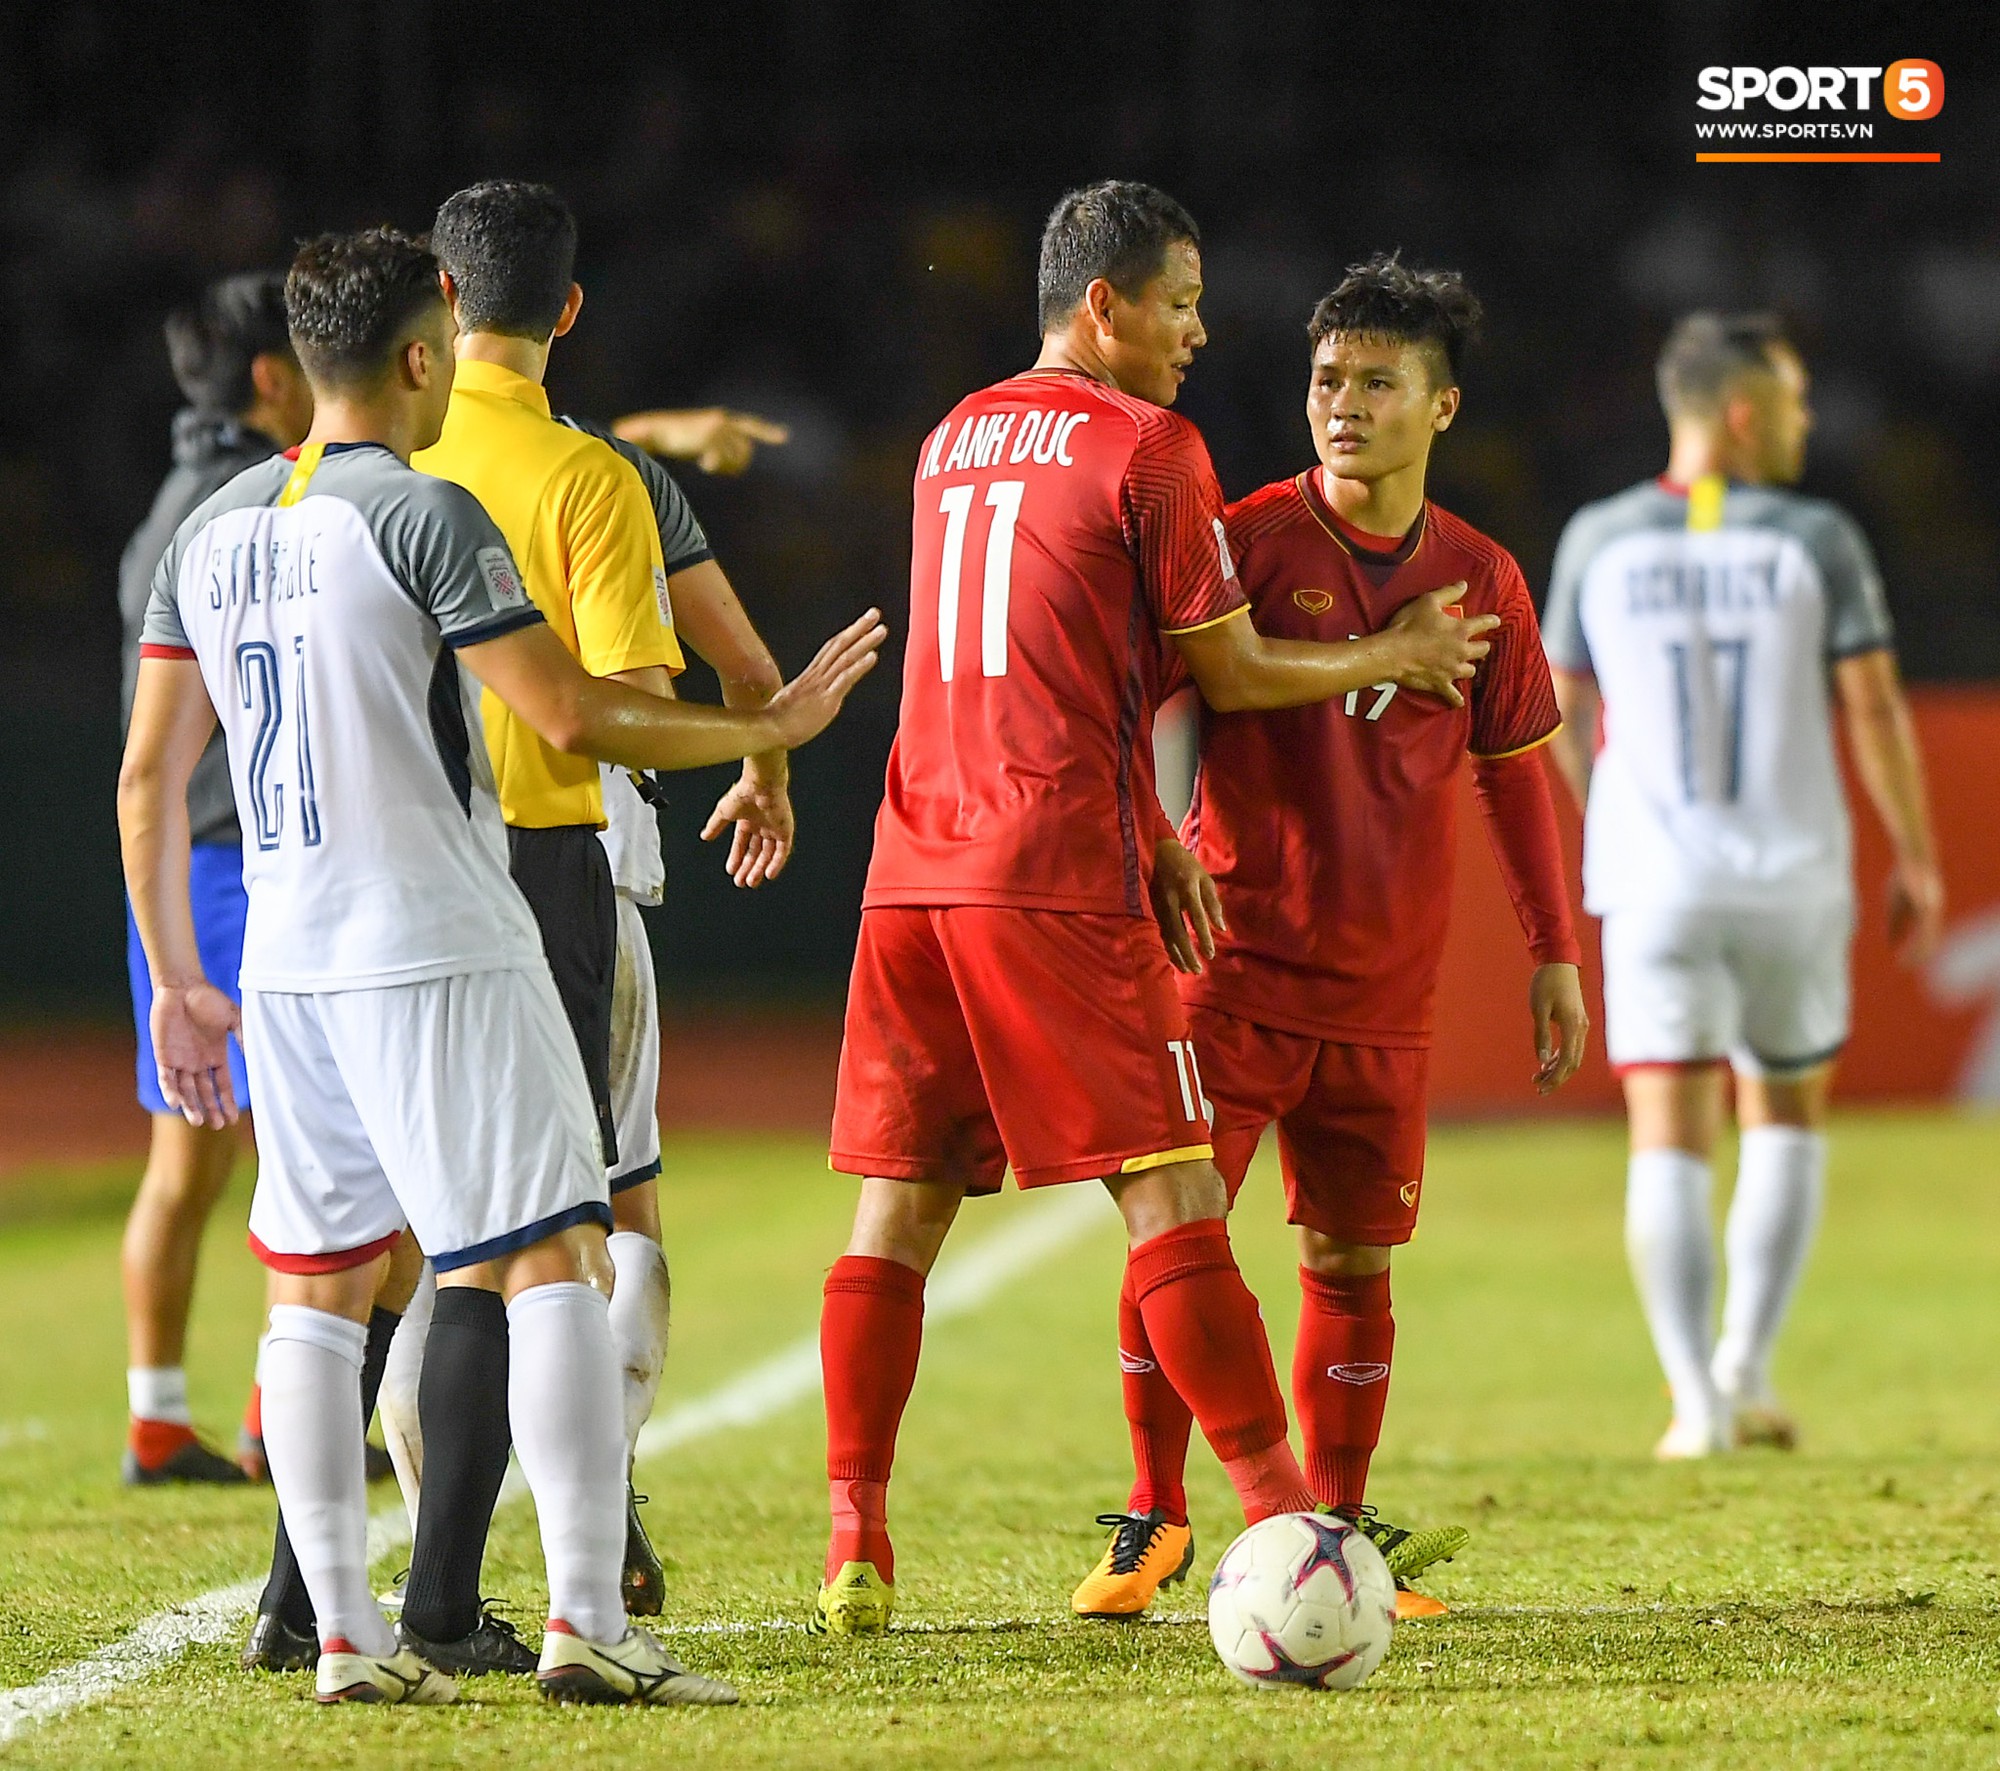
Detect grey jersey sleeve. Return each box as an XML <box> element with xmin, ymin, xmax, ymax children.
<box><xmin>561</xmin><ymin>416</ymin><xmax>714</xmax><ymax>573</ymax></box>
<box><xmin>1540</xmin><ymin>506</ymin><xmax>1601</xmax><ymax>674</ymax></box>
<box><xmin>140</xmin><ymin>546</ymin><xmax>193</xmax><ymax>652</ymax></box>
<box><xmin>137</xmin><ymin>453</ymin><xmax>296</xmax><ymax>658</ymax></box>
<box><xmin>1798</xmin><ymin>501</ymin><xmax>1894</xmax><ymax>658</ymax></box>
<box><xmin>374</xmin><ymin>476</ymin><xmax>548</xmax><ymax>649</ymax></box>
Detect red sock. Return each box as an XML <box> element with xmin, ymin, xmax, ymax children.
<box><xmin>241</xmin><ymin>1383</ymin><xmax>263</xmax><ymax>1442</ymax></box>
<box><xmin>1127</xmin><ymin>1220</ymin><xmax>1313</xmax><ymax>1522</ymax></box>
<box><xmin>1119</xmin><ymin>1262</ymin><xmax>1192</xmax><ymax>1526</ymax></box>
<box><xmin>1293</xmin><ymin>1267</ymin><xmax>1395</xmax><ymax>1511</ymax></box>
<box><xmin>820</xmin><ymin>1254</ymin><xmax>926</xmax><ymax>1583</ymax></box>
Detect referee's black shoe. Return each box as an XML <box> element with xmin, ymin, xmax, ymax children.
<box><xmin>242</xmin><ymin>1610</ymin><xmax>319</xmax><ymax>1673</ymax></box>
<box><xmin>397</xmin><ymin>1606</ymin><xmax>538</xmax><ymax>1677</ymax></box>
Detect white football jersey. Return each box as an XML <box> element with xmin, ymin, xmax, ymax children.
<box><xmin>1542</xmin><ymin>477</ymin><xmax>1894</xmax><ymax>915</ymax></box>
<box><xmin>142</xmin><ymin>441</ymin><xmax>551</xmax><ymax>991</ymax></box>
<box><xmin>598</xmin><ymin>764</ymin><xmax>666</xmax><ymax>904</ymax></box>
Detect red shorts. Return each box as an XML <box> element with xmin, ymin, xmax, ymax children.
<box><xmin>831</xmin><ymin>907</ymin><xmax>1213</xmax><ymax>1191</ymax></box>
<box><xmin>1190</xmin><ymin>1004</ymin><xmax>1429</xmax><ymax>1245</ymax></box>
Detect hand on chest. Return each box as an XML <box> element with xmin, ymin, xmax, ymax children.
<box><xmin>1257</xmin><ymin>560</ymin><xmax>1473</xmax><ymax>739</ymax></box>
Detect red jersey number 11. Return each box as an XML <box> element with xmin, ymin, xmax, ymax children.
<box><xmin>935</xmin><ymin>481</ymin><xmax>1025</xmax><ymax>681</ymax></box>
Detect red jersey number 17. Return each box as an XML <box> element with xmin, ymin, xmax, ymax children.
<box><xmin>935</xmin><ymin>481</ymin><xmax>1025</xmax><ymax>681</ymax></box>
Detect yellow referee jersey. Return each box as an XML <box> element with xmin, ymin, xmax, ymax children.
<box><xmin>413</xmin><ymin>358</ymin><xmax>683</xmax><ymax>828</ymax></box>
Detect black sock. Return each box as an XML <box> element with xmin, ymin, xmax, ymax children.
<box><xmin>260</xmin><ymin>1304</ymin><xmax>401</xmax><ymax>1634</ymax></box>
<box><xmin>400</xmin><ymin>1285</ymin><xmax>512</xmax><ymax>1644</ymax></box>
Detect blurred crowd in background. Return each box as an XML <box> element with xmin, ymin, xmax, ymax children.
<box><xmin>2</xmin><ymin>0</ymin><xmax>1993</xmax><ymax>1009</ymax></box>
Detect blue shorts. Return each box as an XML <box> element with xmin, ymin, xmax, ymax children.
<box><xmin>127</xmin><ymin>842</ymin><xmax>251</xmax><ymax>1116</ymax></box>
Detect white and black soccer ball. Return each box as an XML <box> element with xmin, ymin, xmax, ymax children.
<box><xmin>1206</xmin><ymin>1512</ymin><xmax>1397</xmax><ymax>1691</ymax></box>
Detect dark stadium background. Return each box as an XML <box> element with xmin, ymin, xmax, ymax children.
<box><xmin>0</xmin><ymin>1</ymin><xmax>1991</xmax><ymax>1013</ymax></box>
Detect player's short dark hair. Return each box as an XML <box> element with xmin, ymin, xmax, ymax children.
<box><xmin>284</xmin><ymin>228</ymin><xmax>444</xmax><ymax>388</ymax></box>
<box><xmin>430</xmin><ymin>180</ymin><xmax>578</xmax><ymax>339</ymax></box>
<box><xmin>1036</xmin><ymin>180</ymin><xmax>1200</xmax><ymax>334</ymax></box>
<box><xmin>1306</xmin><ymin>252</ymin><xmax>1483</xmax><ymax>388</ymax></box>
<box><xmin>162</xmin><ymin>272</ymin><xmax>294</xmax><ymax>414</ymax></box>
<box><xmin>1656</xmin><ymin>311</ymin><xmax>1790</xmax><ymax>418</ymax></box>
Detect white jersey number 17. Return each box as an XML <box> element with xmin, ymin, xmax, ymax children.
<box><xmin>1666</xmin><ymin>636</ymin><xmax>1749</xmax><ymax>804</ymax></box>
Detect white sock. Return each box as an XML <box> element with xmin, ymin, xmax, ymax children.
<box><xmin>258</xmin><ymin>1305</ymin><xmax>394</xmax><ymax>1657</ymax></box>
<box><xmin>606</xmin><ymin>1231</ymin><xmax>672</xmax><ymax>1461</ymax></box>
<box><xmin>127</xmin><ymin>1366</ymin><xmax>191</xmax><ymax>1426</ymax></box>
<box><xmin>506</xmin><ymin>1281</ymin><xmax>627</xmax><ymax>1643</ymax></box>
<box><xmin>1626</xmin><ymin>1148</ymin><xmax>1723</xmax><ymax>1432</ymax></box>
<box><xmin>1714</xmin><ymin>1126</ymin><xmax>1826</xmax><ymax>1404</ymax></box>
<box><xmin>378</xmin><ymin>1263</ymin><xmax>434</xmax><ymax>1537</ymax></box>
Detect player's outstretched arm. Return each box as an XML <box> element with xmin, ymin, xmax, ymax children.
<box><xmin>611</xmin><ymin>408</ymin><xmax>791</xmax><ymax>476</ymax></box>
<box><xmin>457</xmin><ymin>610</ymin><xmax>886</xmax><ymax>774</ymax></box>
<box><xmin>1172</xmin><ymin>585</ymin><xmax>1497</xmax><ymax>714</ymax></box>
<box><xmin>117</xmin><ymin>656</ymin><xmax>242</xmax><ymax>1129</ymax></box>
<box><xmin>1835</xmin><ymin>648</ymin><xmax>1945</xmax><ymax>963</ymax></box>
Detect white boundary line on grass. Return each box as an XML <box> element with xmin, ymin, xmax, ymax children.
<box><xmin>0</xmin><ymin>1186</ymin><xmax>1112</xmax><ymax>1749</ymax></box>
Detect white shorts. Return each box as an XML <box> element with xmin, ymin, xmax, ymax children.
<box><xmin>608</xmin><ymin>894</ymin><xmax>662</xmax><ymax>1193</ymax></box>
<box><xmin>243</xmin><ymin>966</ymin><xmax>611</xmax><ymax>1274</ymax></box>
<box><xmin>1600</xmin><ymin>900</ymin><xmax>1852</xmax><ymax>1077</ymax></box>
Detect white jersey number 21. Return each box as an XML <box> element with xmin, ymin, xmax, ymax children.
<box><xmin>236</xmin><ymin>638</ymin><xmax>322</xmax><ymax>851</ymax></box>
<box><xmin>936</xmin><ymin>481</ymin><xmax>1024</xmax><ymax>681</ymax></box>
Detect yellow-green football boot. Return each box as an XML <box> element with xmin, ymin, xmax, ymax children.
<box><xmin>1325</xmin><ymin>1504</ymin><xmax>1469</xmax><ymax>1619</ymax></box>
<box><xmin>810</xmin><ymin>1561</ymin><xmax>894</xmax><ymax>1637</ymax></box>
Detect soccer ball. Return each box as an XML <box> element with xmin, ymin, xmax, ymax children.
<box><xmin>1206</xmin><ymin>1512</ymin><xmax>1397</xmax><ymax>1691</ymax></box>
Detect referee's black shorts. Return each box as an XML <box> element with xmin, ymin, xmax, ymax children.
<box><xmin>507</xmin><ymin>822</ymin><xmax>619</xmax><ymax>1169</ymax></box>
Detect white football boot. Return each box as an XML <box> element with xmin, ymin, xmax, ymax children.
<box><xmin>536</xmin><ymin>1620</ymin><xmax>739</xmax><ymax>1706</ymax></box>
<box><xmin>1654</xmin><ymin>1416</ymin><xmax>1732</xmax><ymax>1460</ymax></box>
<box><xmin>314</xmin><ymin>1637</ymin><xmax>458</xmax><ymax>1705</ymax></box>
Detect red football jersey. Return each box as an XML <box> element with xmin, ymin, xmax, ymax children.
<box><xmin>1181</xmin><ymin>470</ymin><xmax>1561</xmax><ymax>1046</ymax></box>
<box><xmin>864</xmin><ymin>370</ymin><xmax>1247</xmax><ymax>916</ymax></box>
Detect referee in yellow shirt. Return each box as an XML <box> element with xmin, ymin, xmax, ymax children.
<box><xmin>395</xmin><ymin>182</ymin><xmax>696</xmax><ymax>1678</ymax></box>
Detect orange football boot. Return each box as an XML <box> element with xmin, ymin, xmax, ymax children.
<box><xmin>1071</xmin><ymin>1510</ymin><xmax>1195</xmax><ymax>1619</ymax></box>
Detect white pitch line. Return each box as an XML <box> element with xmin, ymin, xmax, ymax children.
<box><xmin>639</xmin><ymin>1182</ymin><xmax>1111</xmax><ymax>1463</ymax></box>
<box><xmin>0</xmin><ymin>1579</ymin><xmax>263</xmax><ymax>1745</ymax></box>
<box><xmin>0</xmin><ymin>1186</ymin><xmax>1113</xmax><ymax>1748</ymax></box>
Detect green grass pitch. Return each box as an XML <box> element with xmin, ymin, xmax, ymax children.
<box><xmin>2</xmin><ymin>1112</ymin><xmax>1997</xmax><ymax>1767</ymax></box>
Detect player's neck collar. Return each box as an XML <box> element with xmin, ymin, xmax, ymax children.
<box><xmin>1298</xmin><ymin>469</ymin><xmax>1426</xmax><ymax>566</ymax></box>
<box><xmin>1658</xmin><ymin>473</ymin><xmax>1752</xmax><ymax>496</ymax></box>
<box><xmin>279</xmin><ymin>440</ymin><xmax>393</xmax><ymax>462</ymax></box>
<box><xmin>452</xmin><ymin>356</ymin><xmax>552</xmax><ymax>414</ymax></box>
